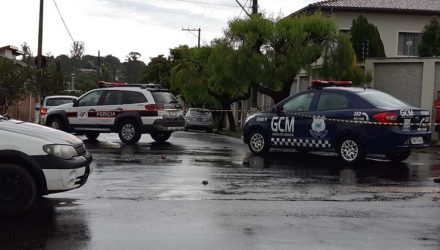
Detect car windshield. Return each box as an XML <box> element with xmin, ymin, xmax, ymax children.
<box><xmin>359</xmin><ymin>91</ymin><xmax>410</xmax><ymax>108</ymax></box>
<box><xmin>45</xmin><ymin>98</ymin><xmax>75</xmax><ymax>106</ymax></box>
<box><xmin>151</xmin><ymin>91</ymin><xmax>178</xmax><ymax>104</ymax></box>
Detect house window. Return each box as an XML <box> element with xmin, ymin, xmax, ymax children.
<box><xmin>397</xmin><ymin>32</ymin><xmax>422</xmax><ymax>56</ymax></box>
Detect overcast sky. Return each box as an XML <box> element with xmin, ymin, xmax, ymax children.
<box><xmin>1</xmin><ymin>0</ymin><xmax>319</xmax><ymax>63</ymax></box>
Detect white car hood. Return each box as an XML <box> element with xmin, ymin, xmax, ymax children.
<box><xmin>0</xmin><ymin>119</ymin><xmax>82</xmax><ymax>145</ymax></box>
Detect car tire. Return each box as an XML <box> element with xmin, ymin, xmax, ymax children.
<box><xmin>85</xmin><ymin>132</ymin><xmax>100</xmax><ymax>141</ymax></box>
<box><xmin>118</xmin><ymin>120</ymin><xmax>141</xmax><ymax>145</ymax></box>
<box><xmin>48</xmin><ymin>117</ymin><xmax>65</xmax><ymax>131</ymax></box>
<box><xmin>0</xmin><ymin>164</ymin><xmax>37</xmax><ymax>214</ymax></box>
<box><xmin>150</xmin><ymin>132</ymin><xmax>172</xmax><ymax>143</ymax></box>
<box><xmin>248</xmin><ymin>130</ymin><xmax>270</xmax><ymax>155</ymax></box>
<box><xmin>385</xmin><ymin>151</ymin><xmax>411</xmax><ymax>162</ymax></box>
<box><xmin>337</xmin><ymin>135</ymin><xmax>365</xmax><ymax>164</ymax></box>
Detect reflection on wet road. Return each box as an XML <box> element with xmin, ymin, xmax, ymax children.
<box><xmin>82</xmin><ymin>132</ymin><xmax>440</xmax><ymax>202</ymax></box>
<box><xmin>1</xmin><ymin>132</ymin><xmax>440</xmax><ymax>250</ymax></box>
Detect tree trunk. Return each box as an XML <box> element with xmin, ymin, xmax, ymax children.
<box><xmin>226</xmin><ymin>111</ymin><xmax>236</xmax><ymax>132</ymax></box>
<box><xmin>217</xmin><ymin>112</ymin><xmax>225</xmax><ymax>131</ymax></box>
<box><xmin>220</xmin><ymin>102</ymin><xmax>236</xmax><ymax>132</ymax></box>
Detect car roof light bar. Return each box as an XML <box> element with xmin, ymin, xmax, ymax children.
<box><xmin>311</xmin><ymin>80</ymin><xmax>353</xmax><ymax>88</ymax></box>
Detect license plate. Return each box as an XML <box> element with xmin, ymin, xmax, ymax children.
<box><xmin>168</xmin><ymin>111</ymin><xmax>178</xmax><ymax>117</ymax></box>
<box><xmin>410</xmin><ymin>137</ymin><xmax>424</xmax><ymax>145</ymax></box>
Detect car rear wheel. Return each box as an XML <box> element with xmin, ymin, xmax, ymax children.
<box><xmin>150</xmin><ymin>132</ymin><xmax>172</xmax><ymax>143</ymax></box>
<box><xmin>118</xmin><ymin>120</ymin><xmax>141</xmax><ymax>145</ymax></box>
<box><xmin>248</xmin><ymin>130</ymin><xmax>270</xmax><ymax>155</ymax></box>
<box><xmin>0</xmin><ymin>164</ymin><xmax>37</xmax><ymax>214</ymax></box>
<box><xmin>385</xmin><ymin>151</ymin><xmax>411</xmax><ymax>162</ymax></box>
<box><xmin>85</xmin><ymin>132</ymin><xmax>100</xmax><ymax>141</ymax></box>
<box><xmin>48</xmin><ymin>118</ymin><xmax>65</xmax><ymax>131</ymax></box>
<box><xmin>337</xmin><ymin>136</ymin><xmax>365</xmax><ymax>164</ymax></box>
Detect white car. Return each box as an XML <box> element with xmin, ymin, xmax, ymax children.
<box><xmin>45</xmin><ymin>84</ymin><xmax>185</xmax><ymax>144</ymax></box>
<box><xmin>39</xmin><ymin>95</ymin><xmax>78</xmax><ymax>125</ymax></box>
<box><xmin>0</xmin><ymin>115</ymin><xmax>92</xmax><ymax>214</ymax></box>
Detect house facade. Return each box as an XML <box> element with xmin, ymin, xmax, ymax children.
<box><xmin>294</xmin><ymin>0</ymin><xmax>440</xmax><ymax>58</ymax></box>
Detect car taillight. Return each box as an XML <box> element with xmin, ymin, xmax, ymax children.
<box><xmin>40</xmin><ymin>107</ymin><xmax>48</xmax><ymax>115</ymax></box>
<box><xmin>373</xmin><ymin>112</ymin><xmax>398</xmax><ymax>123</ymax></box>
<box><xmin>144</xmin><ymin>104</ymin><xmax>163</xmax><ymax>111</ymax></box>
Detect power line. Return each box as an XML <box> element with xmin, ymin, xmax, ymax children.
<box><xmin>237</xmin><ymin>0</ymin><xmax>250</xmax><ymax>17</ymax></box>
<box><xmin>52</xmin><ymin>0</ymin><xmax>75</xmax><ymax>42</ymax></box>
<box><xmin>172</xmin><ymin>0</ymin><xmax>239</xmax><ymax>7</ymax></box>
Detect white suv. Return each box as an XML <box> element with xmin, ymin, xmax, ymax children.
<box><xmin>0</xmin><ymin>115</ymin><xmax>92</xmax><ymax>214</ymax></box>
<box><xmin>45</xmin><ymin>84</ymin><xmax>185</xmax><ymax>144</ymax></box>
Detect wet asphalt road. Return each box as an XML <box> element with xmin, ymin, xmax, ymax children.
<box><xmin>1</xmin><ymin>132</ymin><xmax>440</xmax><ymax>250</ymax></box>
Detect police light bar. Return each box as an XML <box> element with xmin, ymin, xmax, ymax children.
<box><xmin>311</xmin><ymin>80</ymin><xmax>353</xmax><ymax>87</ymax></box>
<box><xmin>97</xmin><ymin>80</ymin><xmax>128</xmax><ymax>88</ymax></box>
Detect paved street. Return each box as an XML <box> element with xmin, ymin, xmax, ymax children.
<box><xmin>1</xmin><ymin>132</ymin><xmax>440</xmax><ymax>250</ymax></box>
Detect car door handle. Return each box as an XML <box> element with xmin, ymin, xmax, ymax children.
<box><xmin>116</xmin><ymin>108</ymin><xmax>124</xmax><ymax>111</ymax></box>
<box><xmin>89</xmin><ymin>109</ymin><xmax>96</xmax><ymax>112</ymax></box>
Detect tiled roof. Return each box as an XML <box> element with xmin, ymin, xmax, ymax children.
<box><xmin>296</xmin><ymin>0</ymin><xmax>440</xmax><ymax>14</ymax></box>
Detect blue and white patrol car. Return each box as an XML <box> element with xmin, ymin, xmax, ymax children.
<box><xmin>243</xmin><ymin>80</ymin><xmax>431</xmax><ymax>163</ymax></box>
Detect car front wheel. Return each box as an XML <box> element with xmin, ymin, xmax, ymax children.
<box><xmin>248</xmin><ymin>130</ymin><xmax>270</xmax><ymax>155</ymax></box>
<box><xmin>0</xmin><ymin>164</ymin><xmax>37</xmax><ymax>214</ymax></box>
<box><xmin>150</xmin><ymin>132</ymin><xmax>172</xmax><ymax>143</ymax></box>
<box><xmin>337</xmin><ymin>136</ymin><xmax>365</xmax><ymax>164</ymax></box>
<box><xmin>85</xmin><ymin>132</ymin><xmax>100</xmax><ymax>141</ymax></box>
<box><xmin>118</xmin><ymin>120</ymin><xmax>141</xmax><ymax>144</ymax></box>
<box><xmin>385</xmin><ymin>151</ymin><xmax>411</xmax><ymax>162</ymax></box>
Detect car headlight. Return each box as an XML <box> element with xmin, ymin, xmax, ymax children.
<box><xmin>245</xmin><ymin>114</ymin><xmax>256</xmax><ymax>125</ymax></box>
<box><xmin>43</xmin><ymin>144</ymin><xmax>78</xmax><ymax>160</ymax></box>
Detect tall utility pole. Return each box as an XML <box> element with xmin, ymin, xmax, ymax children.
<box><xmin>252</xmin><ymin>0</ymin><xmax>258</xmax><ymax>14</ymax></box>
<box><xmin>37</xmin><ymin>0</ymin><xmax>44</xmax><ymax>68</ymax></box>
<box><xmin>182</xmin><ymin>28</ymin><xmax>201</xmax><ymax>48</ymax></box>
<box><xmin>250</xmin><ymin>0</ymin><xmax>258</xmax><ymax>108</ymax></box>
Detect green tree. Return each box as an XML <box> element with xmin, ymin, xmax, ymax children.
<box><xmin>320</xmin><ymin>34</ymin><xmax>370</xmax><ymax>85</ymax></box>
<box><xmin>226</xmin><ymin>13</ymin><xmax>337</xmax><ymax>103</ymax></box>
<box><xmin>0</xmin><ymin>58</ymin><xmax>34</xmax><ymax>114</ymax></box>
<box><xmin>171</xmin><ymin>43</ymin><xmax>251</xmax><ymax>131</ymax></box>
<box><xmin>36</xmin><ymin>59</ymin><xmax>67</xmax><ymax>96</ymax></box>
<box><xmin>71</xmin><ymin>41</ymin><xmax>85</xmax><ymax>59</ymax></box>
<box><xmin>350</xmin><ymin>15</ymin><xmax>385</xmax><ymax>61</ymax></box>
<box><xmin>418</xmin><ymin>18</ymin><xmax>440</xmax><ymax>57</ymax></box>
<box><xmin>122</xmin><ymin>52</ymin><xmax>146</xmax><ymax>83</ymax></box>
<box><xmin>142</xmin><ymin>55</ymin><xmax>172</xmax><ymax>88</ymax></box>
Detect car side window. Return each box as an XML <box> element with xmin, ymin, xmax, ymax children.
<box><xmin>282</xmin><ymin>92</ymin><xmax>315</xmax><ymax>112</ymax></box>
<box><xmin>316</xmin><ymin>92</ymin><xmax>350</xmax><ymax>111</ymax></box>
<box><xmin>124</xmin><ymin>91</ymin><xmax>147</xmax><ymax>104</ymax></box>
<box><xmin>102</xmin><ymin>91</ymin><xmax>124</xmax><ymax>106</ymax></box>
<box><xmin>78</xmin><ymin>90</ymin><xmax>103</xmax><ymax>107</ymax></box>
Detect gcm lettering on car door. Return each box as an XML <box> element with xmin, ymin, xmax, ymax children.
<box><xmin>271</xmin><ymin>117</ymin><xmax>295</xmax><ymax>137</ymax></box>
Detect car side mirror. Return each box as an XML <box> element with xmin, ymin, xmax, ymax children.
<box><xmin>72</xmin><ymin>99</ymin><xmax>79</xmax><ymax>107</ymax></box>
